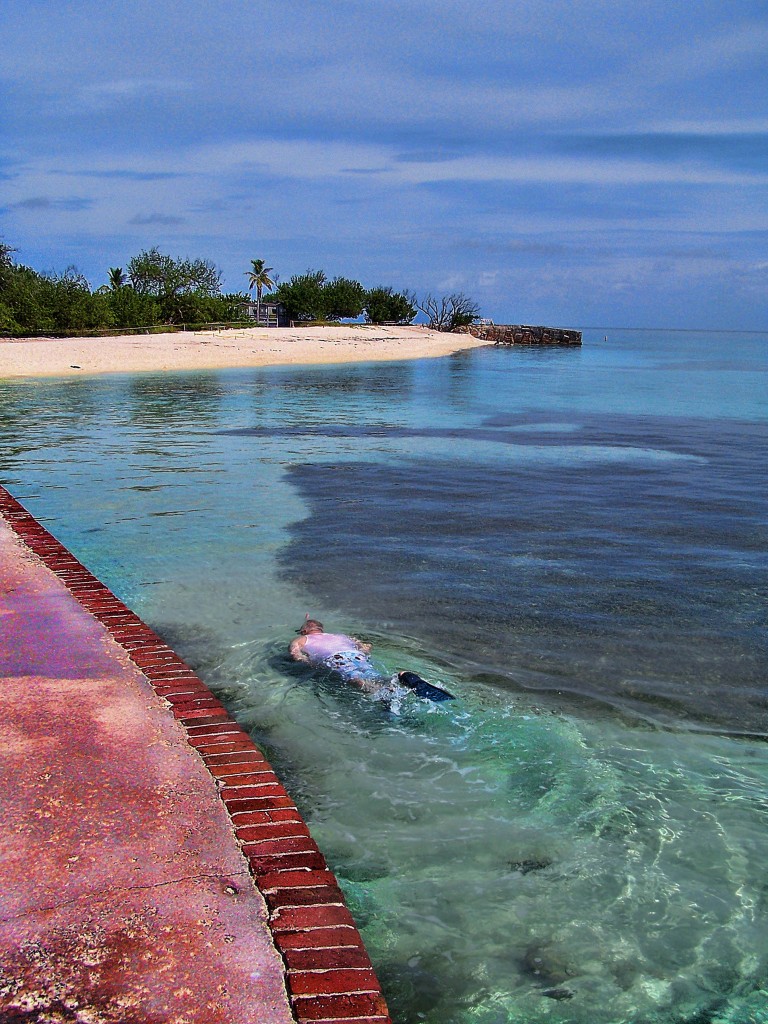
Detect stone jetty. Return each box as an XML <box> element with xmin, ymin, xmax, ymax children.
<box><xmin>467</xmin><ymin>323</ymin><xmax>582</xmax><ymax>346</ymax></box>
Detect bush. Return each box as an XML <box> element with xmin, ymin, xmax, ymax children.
<box><xmin>0</xmin><ymin>254</ymin><xmax>117</xmax><ymax>334</ymax></box>
<box><xmin>0</xmin><ymin>263</ymin><xmax>53</xmax><ymax>333</ymax></box>
<box><xmin>47</xmin><ymin>267</ymin><xmax>114</xmax><ymax>331</ymax></box>
<box><xmin>364</xmin><ymin>287</ymin><xmax>416</xmax><ymax>325</ymax></box>
<box><xmin>0</xmin><ymin>300</ymin><xmax>19</xmax><ymax>334</ymax></box>
<box><xmin>323</xmin><ymin>276</ymin><xmax>366</xmax><ymax>320</ymax></box>
<box><xmin>417</xmin><ymin>292</ymin><xmax>480</xmax><ymax>331</ymax></box>
<box><xmin>275</xmin><ymin>270</ymin><xmax>328</xmax><ymax>321</ymax></box>
<box><xmin>127</xmin><ymin>247</ymin><xmax>223</xmax><ymax>323</ymax></box>
<box><xmin>107</xmin><ymin>286</ymin><xmax>160</xmax><ymax>329</ymax></box>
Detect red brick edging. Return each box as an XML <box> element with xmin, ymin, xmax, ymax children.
<box><xmin>0</xmin><ymin>485</ymin><xmax>391</xmax><ymax>1024</ymax></box>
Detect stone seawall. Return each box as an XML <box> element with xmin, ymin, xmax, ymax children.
<box><xmin>468</xmin><ymin>324</ymin><xmax>582</xmax><ymax>346</ymax></box>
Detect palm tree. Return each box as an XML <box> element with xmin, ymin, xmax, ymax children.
<box><xmin>108</xmin><ymin>267</ymin><xmax>127</xmax><ymax>290</ymax></box>
<box><xmin>245</xmin><ymin>258</ymin><xmax>275</xmax><ymax>323</ymax></box>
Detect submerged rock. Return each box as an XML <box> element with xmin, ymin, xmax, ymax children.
<box><xmin>543</xmin><ymin>987</ymin><xmax>575</xmax><ymax>1001</ymax></box>
<box><xmin>509</xmin><ymin>857</ymin><xmax>553</xmax><ymax>875</ymax></box>
<box><xmin>522</xmin><ymin>943</ymin><xmax>577</xmax><ymax>985</ymax></box>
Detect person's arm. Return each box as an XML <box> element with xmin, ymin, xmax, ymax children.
<box><xmin>351</xmin><ymin>637</ymin><xmax>372</xmax><ymax>654</ymax></box>
<box><xmin>289</xmin><ymin>636</ymin><xmax>310</xmax><ymax>662</ymax></box>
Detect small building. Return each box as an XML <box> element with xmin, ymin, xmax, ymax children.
<box><xmin>241</xmin><ymin>300</ymin><xmax>290</xmax><ymax>327</ymax></box>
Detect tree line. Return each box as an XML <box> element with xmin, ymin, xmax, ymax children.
<box><xmin>0</xmin><ymin>244</ymin><xmax>243</xmax><ymax>335</ymax></box>
<box><xmin>0</xmin><ymin>243</ymin><xmax>480</xmax><ymax>335</ymax></box>
<box><xmin>264</xmin><ymin>267</ymin><xmax>479</xmax><ymax>331</ymax></box>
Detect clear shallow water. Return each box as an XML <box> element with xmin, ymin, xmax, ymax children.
<box><xmin>1</xmin><ymin>330</ymin><xmax>767</xmax><ymax>1023</ymax></box>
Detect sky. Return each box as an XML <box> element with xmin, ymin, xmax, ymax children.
<box><xmin>1</xmin><ymin>0</ymin><xmax>767</xmax><ymax>329</ymax></box>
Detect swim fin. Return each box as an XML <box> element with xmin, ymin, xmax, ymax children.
<box><xmin>398</xmin><ymin>671</ymin><xmax>455</xmax><ymax>702</ymax></box>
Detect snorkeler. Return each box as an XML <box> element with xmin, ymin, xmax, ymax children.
<box><xmin>289</xmin><ymin>616</ymin><xmax>455</xmax><ymax>702</ymax></box>
<box><xmin>289</xmin><ymin>617</ymin><xmax>380</xmax><ymax>692</ymax></box>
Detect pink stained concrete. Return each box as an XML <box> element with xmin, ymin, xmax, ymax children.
<box><xmin>0</xmin><ymin>521</ymin><xmax>294</xmax><ymax>1023</ymax></box>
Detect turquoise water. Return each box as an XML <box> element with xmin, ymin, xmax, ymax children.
<box><xmin>1</xmin><ymin>330</ymin><xmax>767</xmax><ymax>1023</ymax></box>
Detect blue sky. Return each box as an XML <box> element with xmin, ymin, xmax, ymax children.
<box><xmin>2</xmin><ymin>0</ymin><xmax>767</xmax><ymax>328</ymax></box>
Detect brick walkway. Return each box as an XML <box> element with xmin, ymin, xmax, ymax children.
<box><xmin>0</xmin><ymin>486</ymin><xmax>391</xmax><ymax>1024</ymax></box>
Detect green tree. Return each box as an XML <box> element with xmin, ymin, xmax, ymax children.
<box><xmin>0</xmin><ymin>263</ymin><xmax>52</xmax><ymax>333</ymax></box>
<box><xmin>275</xmin><ymin>270</ymin><xmax>328</xmax><ymax>322</ymax></box>
<box><xmin>107</xmin><ymin>286</ymin><xmax>160</xmax><ymax>329</ymax></box>
<box><xmin>0</xmin><ymin>250</ymin><xmax>115</xmax><ymax>334</ymax></box>
<box><xmin>0</xmin><ymin>243</ymin><xmax>15</xmax><ymax>286</ymax></box>
<box><xmin>128</xmin><ymin>247</ymin><xmax>222</xmax><ymax>323</ymax></box>
<box><xmin>364</xmin><ymin>287</ymin><xmax>416</xmax><ymax>325</ymax></box>
<box><xmin>0</xmin><ymin>244</ymin><xmax>17</xmax><ymax>330</ymax></box>
<box><xmin>245</xmin><ymin>258</ymin><xmax>275</xmax><ymax>321</ymax></box>
<box><xmin>108</xmin><ymin>267</ymin><xmax>127</xmax><ymax>290</ymax></box>
<box><xmin>47</xmin><ymin>266</ymin><xmax>113</xmax><ymax>331</ymax></box>
<box><xmin>323</xmin><ymin>276</ymin><xmax>366</xmax><ymax>320</ymax></box>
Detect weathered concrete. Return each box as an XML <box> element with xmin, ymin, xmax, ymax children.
<box><xmin>0</xmin><ymin>519</ymin><xmax>295</xmax><ymax>1023</ymax></box>
<box><xmin>0</xmin><ymin>494</ymin><xmax>391</xmax><ymax>1024</ymax></box>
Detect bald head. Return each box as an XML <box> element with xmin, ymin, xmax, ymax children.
<box><xmin>297</xmin><ymin>618</ymin><xmax>324</xmax><ymax>635</ymax></box>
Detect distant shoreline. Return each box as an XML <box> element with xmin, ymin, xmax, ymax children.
<box><xmin>0</xmin><ymin>324</ymin><xmax>490</xmax><ymax>379</ymax></box>
<box><xmin>579</xmin><ymin>326</ymin><xmax>768</xmax><ymax>334</ymax></box>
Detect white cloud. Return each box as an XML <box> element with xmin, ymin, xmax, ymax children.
<box><xmin>59</xmin><ymin>135</ymin><xmax>766</xmax><ymax>189</ymax></box>
<box><xmin>6</xmin><ymin>132</ymin><xmax>766</xmax><ymax>249</ymax></box>
<box><xmin>390</xmin><ymin>154</ymin><xmax>768</xmax><ymax>188</ymax></box>
<box><xmin>639</xmin><ymin>118</ymin><xmax>768</xmax><ymax>136</ymax></box>
<box><xmin>636</xmin><ymin>19</ymin><xmax>768</xmax><ymax>84</ymax></box>
<box><xmin>76</xmin><ymin>77</ymin><xmax>195</xmax><ymax>110</ymax></box>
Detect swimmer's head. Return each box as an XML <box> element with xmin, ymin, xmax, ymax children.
<box><xmin>297</xmin><ymin>616</ymin><xmax>324</xmax><ymax>635</ymax></box>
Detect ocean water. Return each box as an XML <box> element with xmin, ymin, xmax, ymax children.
<box><xmin>1</xmin><ymin>329</ymin><xmax>767</xmax><ymax>1023</ymax></box>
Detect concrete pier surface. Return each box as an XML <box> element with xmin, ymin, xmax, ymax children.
<box><xmin>0</xmin><ymin>487</ymin><xmax>391</xmax><ymax>1024</ymax></box>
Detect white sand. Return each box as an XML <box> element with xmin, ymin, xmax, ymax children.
<box><xmin>0</xmin><ymin>324</ymin><xmax>488</xmax><ymax>378</ymax></box>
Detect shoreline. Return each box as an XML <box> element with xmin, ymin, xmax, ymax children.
<box><xmin>0</xmin><ymin>324</ymin><xmax>489</xmax><ymax>378</ymax></box>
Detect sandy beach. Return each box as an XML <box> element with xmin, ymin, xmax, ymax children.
<box><xmin>0</xmin><ymin>324</ymin><xmax>488</xmax><ymax>378</ymax></box>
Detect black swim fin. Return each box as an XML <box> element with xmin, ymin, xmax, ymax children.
<box><xmin>398</xmin><ymin>671</ymin><xmax>455</xmax><ymax>702</ymax></box>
